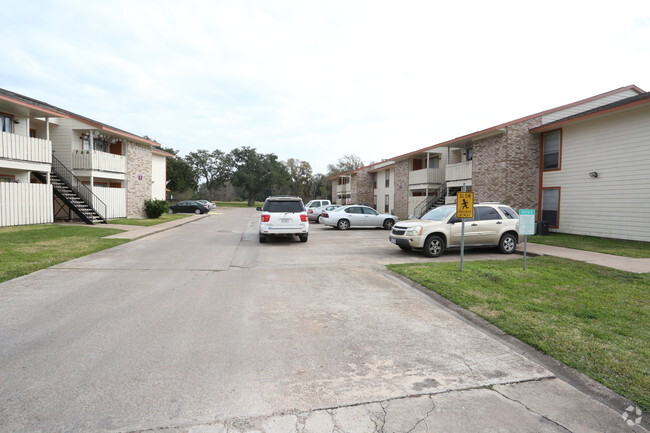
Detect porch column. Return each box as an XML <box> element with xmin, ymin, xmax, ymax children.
<box><xmin>89</xmin><ymin>131</ymin><xmax>94</xmax><ymax>187</ymax></box>
<box><xmin>45</xmin><ymin>117</ymin><xmax>50</xmax><ymax>140</ymax></box>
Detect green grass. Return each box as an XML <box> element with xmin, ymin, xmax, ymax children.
<box><xmin>0</xmin><ymin>225</ymin><xmax>129</xmax><ymax>283</ymax></box>
<box><xmin>388</xmin><ymin>257</ymin><xmax>650</xmax><ymax>412</ymax></box>
<box><xmin>213</xmin><ymin>201</ymin><xmax>263</xmax><ymax>208</ymax></box>
<box><xmin>529</xmin><ymin>233</ymin><xmax>650</xmax><ymax>258</ymax></box>
<box><xmin>108</xmin><ymin>213</ymin><xmax>189</xmax><ymax>227</ymax></box>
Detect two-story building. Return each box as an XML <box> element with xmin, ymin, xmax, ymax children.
<box><xmin>331</xmin><ymin>85</ymin><xmax>650</xmax><ymax>241</ymax></box>
<box><xmin>0</xmin><ymin>88</ymin><xmax>169</xmax><ymax>227</ymax></box>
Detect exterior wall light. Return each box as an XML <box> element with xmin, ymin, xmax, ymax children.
<box><xmin>589</xmin><ymin>171</ymin><xmax>598</xmax><ymax>178</ymax></box>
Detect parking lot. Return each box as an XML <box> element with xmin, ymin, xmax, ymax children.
<box><xmin>0</xmin><ymin>208</ymin><xmax>638</xmax><ymax>433</ymax></box>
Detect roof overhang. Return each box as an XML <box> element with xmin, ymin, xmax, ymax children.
<box><xmin>0</xmin><ymin>94</ymin><xmax>68</xmax><ymax>119</ymax></box>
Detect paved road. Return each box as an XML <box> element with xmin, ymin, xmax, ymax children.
<box><xmin>0</xmin><ymin>208</ymin><xmax>644</xmax><ymax>432</ymax></box>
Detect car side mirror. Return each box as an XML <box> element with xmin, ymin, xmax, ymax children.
<box><xmin>448</xmin><ymin>217</ymin><xmax>462</xmax><ymax>224</ymax></box>
<box><xmin>256</xmin><ymin>207</ymin><xmax>262</xmax><ymax>211</ymax></box>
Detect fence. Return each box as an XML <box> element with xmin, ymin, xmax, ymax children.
<box><xmin>92</xmin><ymin>186</ymin><xmax>126</xmax><ymax>219</ymax></box>
<box><xmin>0</xmin><ymin>183</ymin><xmax>53</xmax><ymax>227</ymax></box>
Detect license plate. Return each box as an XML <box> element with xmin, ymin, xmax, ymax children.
<box><xmin>390</xmin><ymin>237</ymin><xmax>396</xmax><ymax>244</ymax></box>
<box><xmin>280</xmin><ymin>218</ymin><xmax>291</xmax><ymax>223</ymax></box>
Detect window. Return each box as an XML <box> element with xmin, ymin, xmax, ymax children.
<box><xmin>384</xmin><ymin>194</ymin><xmax>389</xmax><ymax>213</ymax></box>
<box><xmin>373</xmin><ymin>195</ymin><xmax>377</xmax><ymax>208</ymax></box>
<box><xmin>345</xmin><ymin>207</ymin><xmax>362</xmax><ymax>214</ymax></box>
<box><xmin>82</xmin><ymin>135</ymin><xmax>109</xmax><ymax>152</ymax></box>
<box><xmin>476</xmin><ymin>207</ymin><xmax>501</xmax><ymax>221</ymax></box>
<box><xmin>1</xmin><ymin>114</ymin><xmax>13</xmax><ymax>133</ymax></box>
<box><xmin>385</xmin><ymin>169</ymin><xmax>390</xmax><ymax>188</ymax></box>
<box><xmin>428</xmin><ymin>155</ymin><xmax>440</xmax><ymax>169</ymax></box>
<box><xmin>373</xmin><ymin>173</ymin><xmax>377</xmax><ymax>189</ymax></box>
<box><xmin>542</xmin><ymin>187</ymin><xmax>560</xmax><ymax>227</ymax></box>
<box><xmin>466</xmin><ymin>148</ymin><xmax>473</xmax><ymax>161</ymax></box>
<box><xmin>542</xmin><ymin>130</ymin><xmax>561</xmax><ymax>170</ymax></box>
<box><xmin>0</xmin><ymin>174</ymin><xmax>16</xmax><ymax>183</ymax></box>
<box><xmin>499</xmin><ymin>206</ymin><xmax>518</xmax><ymax>219</ymax></box>
<box><xmin>362</xmin><ymin>207</ymin><xmax>378</xmax><ymax>215</ymax></box>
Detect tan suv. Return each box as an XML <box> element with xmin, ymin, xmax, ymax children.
<box><xmin>389</xmin><ymin>203</ymin><xmax>520</xmax><ymax>257</ymax></box>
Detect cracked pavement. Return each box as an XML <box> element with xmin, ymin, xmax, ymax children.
<box><xmin>0</xmin><ymin>208</ymin><xmax>646</xmax><ymax>432</ymax></box>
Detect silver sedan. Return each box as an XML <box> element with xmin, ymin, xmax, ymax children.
<box><xmin>320</xmin><ymin>205</ymin><xmax>399</xmax><ymax>230</ymax></box>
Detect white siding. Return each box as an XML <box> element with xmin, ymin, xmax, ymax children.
<box><xmin>542</xmin><ymin>89</ymin><xmax>639</xmax><ymax>124</ymax></box>
<box><xmin>151</xmin><ymin>153</ymin><xmax>167</xmax><ymax>200</ymax></box>
<box><xmin>0</xmin><ymin>183</ymin><xmax>53</xmax><ymax>227</ymax></box>
<box><xmin>374</xmin><ymin>167</ymin><xmax>395</xmax><ymax>213</ymax></box>
<box><xmin>543</xmin><ymin>104</ymin><xmax>650</xmax><ymax>241</ymax></box>
<box><xmin>93</xmin><ymin>186</ymin><xmax>126</xmax><ymax>219</ymax></box>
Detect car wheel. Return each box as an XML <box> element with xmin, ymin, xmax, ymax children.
<box><xmin>423</xmin><ymin>235</ymin><xmax>445</xmax><ymax>258</ymax></box>
<box><xmin>498</xmin><ymin>233</ymin><xmax>517</xmax><ymax>254</ymax></box>
<box><xmin>317</xmin><ymin>216</ymin><xmax>322</xmax><ymax>224</ymax></box>
<box><xmin>337</xmin><ymin>219</ymin><xmax>350</xmax><ymax>230</ymax></box>
<box><xmin>383</xmin><ymin>219</ymin><xmax>395</xmax><ymax>230</ymax></box>
<box><xmin>299</xmin><ymin>234</ymin><xmax>308</xmax><ymax>243</ymax></box>
<box><xmin>193</xmin><ymin>208</ymin><xmax>201</xmax><ymax>215</ymax></box>
<box><xmin>259</xmin><ymin>234</ymin><xmax>267</xmax><ymax>243</ymax></box>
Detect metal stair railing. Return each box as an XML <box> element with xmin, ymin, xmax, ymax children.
<box><xmin>413</xmin><ymin>182</ymin><xmax>447</xmax><ymax>218</ymax></box>
<box><xmin>50</xmin><ymin>155</ymin><xmax>107</xmax><ymax>223</ymax></box>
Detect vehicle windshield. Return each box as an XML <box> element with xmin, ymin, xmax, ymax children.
<box><xmin>264</xmin><ymin>200</ymin><xmax>304</xmax><ymax>212</ymax></box>
<box><xmin>420</xmin><ymin>206</ymin><xmax>455</xmax><ymax>221</ymax></box>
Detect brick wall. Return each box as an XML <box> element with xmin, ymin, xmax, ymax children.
<box><xmin>126</xmin><ymin>143</ymin><xmax>153</xmax><ymax>218</ymax></box>
<box><xmin>394</xmin><ymin>160</ymin><xmax>409</xmax><ymax>218</ymax></box>
<box><xmin>473</xmin><ymin>117</ymin><xmax>541</xmax><ymax>211</ymax></box>
<box><xmin>351</xmin><ymin>168</ymin><xmax>374</xmax><ymax>205</ymax></box>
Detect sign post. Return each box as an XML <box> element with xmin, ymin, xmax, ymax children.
<box><xmin>456</xmin><ymin>188</ymin><xmax>474</xmax><ymax>272</ymax></box>
<box><xmin>518</xmin><ymin>209</ymin><xmax>536</xmax><ymax>270</ymax></box>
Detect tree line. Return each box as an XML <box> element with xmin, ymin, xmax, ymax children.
<box><xmin>163</xmin><ymin>146</ymin><xmax>364</xmax><ymax>205</ymax></box>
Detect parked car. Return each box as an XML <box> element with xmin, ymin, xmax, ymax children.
<box><xmin>305</xmin><ymin>199</ymin><xmax>331</xmax><ymax>210</ymax></box>
<box><xmin>320</xmin><ymin>205</ymin><xmax>399</xmax><ymax>230</ymax></box>
<box><xmin>315</xmin><ymin>204</ymin><xmax>343</xmax><ymax>223</ymax></box>
<box><xmin>389</xmin><ymin>203</ymin><xmax>520</xmax><ymax>257</ymax></box>
<box><xmin>169</xmin><ymin>200</ymin><xmax>210</xmax><ymax>214</ymax></box>
<box><xmin>196</xmin><ymin>200</ymin><xmax>216</xmax><ymax>210</ymax></box>
<box><xmin>257</xmin><ymin>196</ymin><xmax>309</xmax><ymax>243</ymax></box>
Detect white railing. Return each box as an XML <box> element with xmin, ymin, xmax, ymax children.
<box><xmin>0</xmin><ymin>183</ymin><xmax>53</xmax><ymax>227</ymax></box>
<box><xmin>72</xmin><ymin>151</ymin><xmax>126</xmax><ymax>173</ymax></box>
<box><xmin>409</xmin><ymin>168</ymin><xmax>444</xmax><ymax>185</ymax></box>
<box><xmin>445</xmin><ymin>196</ymin><xmax>457</xmax><ymax>204</ymax></box>
<box><xmin>0</xmin><ymin>131</ymin><xmax>52</xmax><ymax>164</ymax></box>
<box><xmin>445</xmin><ymin>161</ymin><xmax>473</xmax><ymax>182</ymax></box>
<box><xmin>336</xmin><ymin>184</ymin><xmax>351</xmax><ymax>194</ymax></box>
<box><xmin>92</xmin><ymin>186</ymin><xmax>126</xmax><ymax>219</ymax></box>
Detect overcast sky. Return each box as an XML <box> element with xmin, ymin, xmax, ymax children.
<box><xmin>2</xmin><ymin>1</ymin><xmax>649</xmax><ymax>173</ymax></box>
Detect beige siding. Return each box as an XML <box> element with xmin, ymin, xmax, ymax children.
<box><xmin>543</xmin><ymin>104</ymin><xmax>650</xmax><ymax>241</ymax></box>
<box><xmin>374</xmin><ymin>167</ymin><xmax>395</xmax><ymax>213</ymax></box>
<box><xmin>542</xmin><ymin>89</ymin><xmax>639</xmax><ymax>124</ymax></box>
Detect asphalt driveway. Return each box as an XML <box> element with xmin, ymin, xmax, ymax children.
<box><xmin>0</xmin><ymin>208</ymin><xmax>643</xmax><ymax>432</ymax></box>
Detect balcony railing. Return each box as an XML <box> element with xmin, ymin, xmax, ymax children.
<box><xmin>0</xmin><ymin>131</ymin><xmax>52</xmax><ymax>164</ymax></box>
<box><xmin>409</xmin><ymin>168</ymin><xmax>444</xmax><ymax>185</ymax></box>
<box><xmin>72</xmin><ymin>150</ymin><xmax>126</xmax><ymax>173</ymax></box>
<box><xmin>336</xmin><ymin>184</ymin><xmax>351</xmax><ymax>194</ymax></box>
<box><xmin>445</xmin><ymin>161</ymin><xmax>472</xmax><ymax>182</ymax></box>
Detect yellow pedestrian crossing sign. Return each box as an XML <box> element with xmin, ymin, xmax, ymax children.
<box><xmin>456</xmin><ymin>192</ymin><xmax>474</xmax><ymax>218</ymax></box>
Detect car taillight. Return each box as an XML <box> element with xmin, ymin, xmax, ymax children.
<box><xmin>321</xmin><ymin>213</ymin><xmax>328</xmax><ymax>218</ymax></box>
<box><xmin>308</xmin><ymin>209</ymin><xmax>313</xmax><ymax>214</ymax></box>
<box><xmin>300</xmin><ymin>214</ymin><xmax>308</xmax><ymax>222</ymax></box>
<box><xmin>261</xmin><ymin>214</ymin><xmax>271</xmax><ymax>222</ymax></box>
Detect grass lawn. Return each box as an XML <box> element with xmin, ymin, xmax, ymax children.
<box><xmin>388</xmin><ymin>256</ymin><xmax>650</xmax><ymax>412</ymax></box>
<box><xmin>214</xmin><ymin>201</ymin><xmax>263</xmax><ymax>208</ymax></box>
<box><xmin>529</xmin><ymin>233</ymin><xmax>650</xmax><ymax>258</ymax></box>
<box><xmin>108</xmin><ymin>213</ymin><xmax>189</xmax><ymax>227</ymax></box>
<box><xmin>0</xmin><ymin>225</ymin><xmax>129</xmax><ymax>284</ymax></box>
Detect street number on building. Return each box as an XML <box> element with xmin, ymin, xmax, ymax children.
<box><xmin>456</xmin><ymin>192</ymin><xmax>474</xmax><ymax>219</ymax></box>
<box><xmin>519</xmin><ymin>209</ymin><xmax>536</xmax><ymax>235</ymax></box>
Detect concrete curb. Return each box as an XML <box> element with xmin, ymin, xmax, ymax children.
<box><xmin>103</xmin><ymin>214</ymin><xmax>210</xmax><ymax>240</ymax></box>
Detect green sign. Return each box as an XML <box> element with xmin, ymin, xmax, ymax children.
<box><xmin>519</xmin><ymin>209</ymin><xmax>536</xmax><ymax>235</ymax></box>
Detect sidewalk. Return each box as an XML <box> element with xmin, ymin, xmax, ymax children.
<box><xmin>522</xmin><ymin>242</ymin><xmax>650</xmax><ymax>273</ymax></box>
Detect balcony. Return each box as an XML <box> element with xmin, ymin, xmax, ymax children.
<box><xmin>0</xmin><ymin>131</ymin><xmax>52</xmax><ymax>164</ymax></box>
<box><xmin>336</xmin><ymin>184</ymin><xmax>351</xmax><ymax>194</ymax></box>
<box><xmin>72</xmin><ymin>150</ymin><xmax>126</xmax><ymax>173</ymax></box>
<box><xmin>409</xmin><ymin>168</ymin><xmax>444</xmax><ymax>185</ymax></box>
<box><xmin>445</xmin><ymin>161</ymin><xmax>472</xmax><ymax>182</ymax></box>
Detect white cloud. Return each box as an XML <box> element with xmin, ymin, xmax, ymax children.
<box><xmin>1</xmin><ymin>0</ymin><xmax>649</xmax><ymax>173</ymax></box>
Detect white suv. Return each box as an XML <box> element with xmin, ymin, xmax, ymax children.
<box><xmin>389</xmin><ymin>203</ymin><xmax>520</xmax><ymax>257</ymax></box>
<box><xmin>257</xmin><ymin>196</ymin><xmax>309</xmax><ymax>243</ymax></box>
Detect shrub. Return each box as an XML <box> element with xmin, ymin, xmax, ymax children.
<box><xmin>144</xmin><ymin>199</ymin><xmax>169</xmax><ymax>219</ymax></box>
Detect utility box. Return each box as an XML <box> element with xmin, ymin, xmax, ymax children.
<box><xmin>536</xmin><ymin>221</ymin><xmax>550</xmax><ymax>236</ymax></box>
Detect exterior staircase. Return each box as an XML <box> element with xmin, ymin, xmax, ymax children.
<box><xmin>34</xmin><ymin>156</ymin><xmax>107</xmax><ymax>224</ymax></box>
<box><xmin>412</xmin><ymin>182</ymin><xmax>447</xmax><ymax>218</ymax></box>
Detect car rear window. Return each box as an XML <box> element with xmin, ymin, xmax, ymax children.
<box><xmin>264</xmin><ymin>200</ymin><xmax>304</xmax><ymax>212</ymax></box>
<box><xmin>499</xmin><ymin>206</ymin><xmax>518</xmax><ymax>219</ymax></box>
